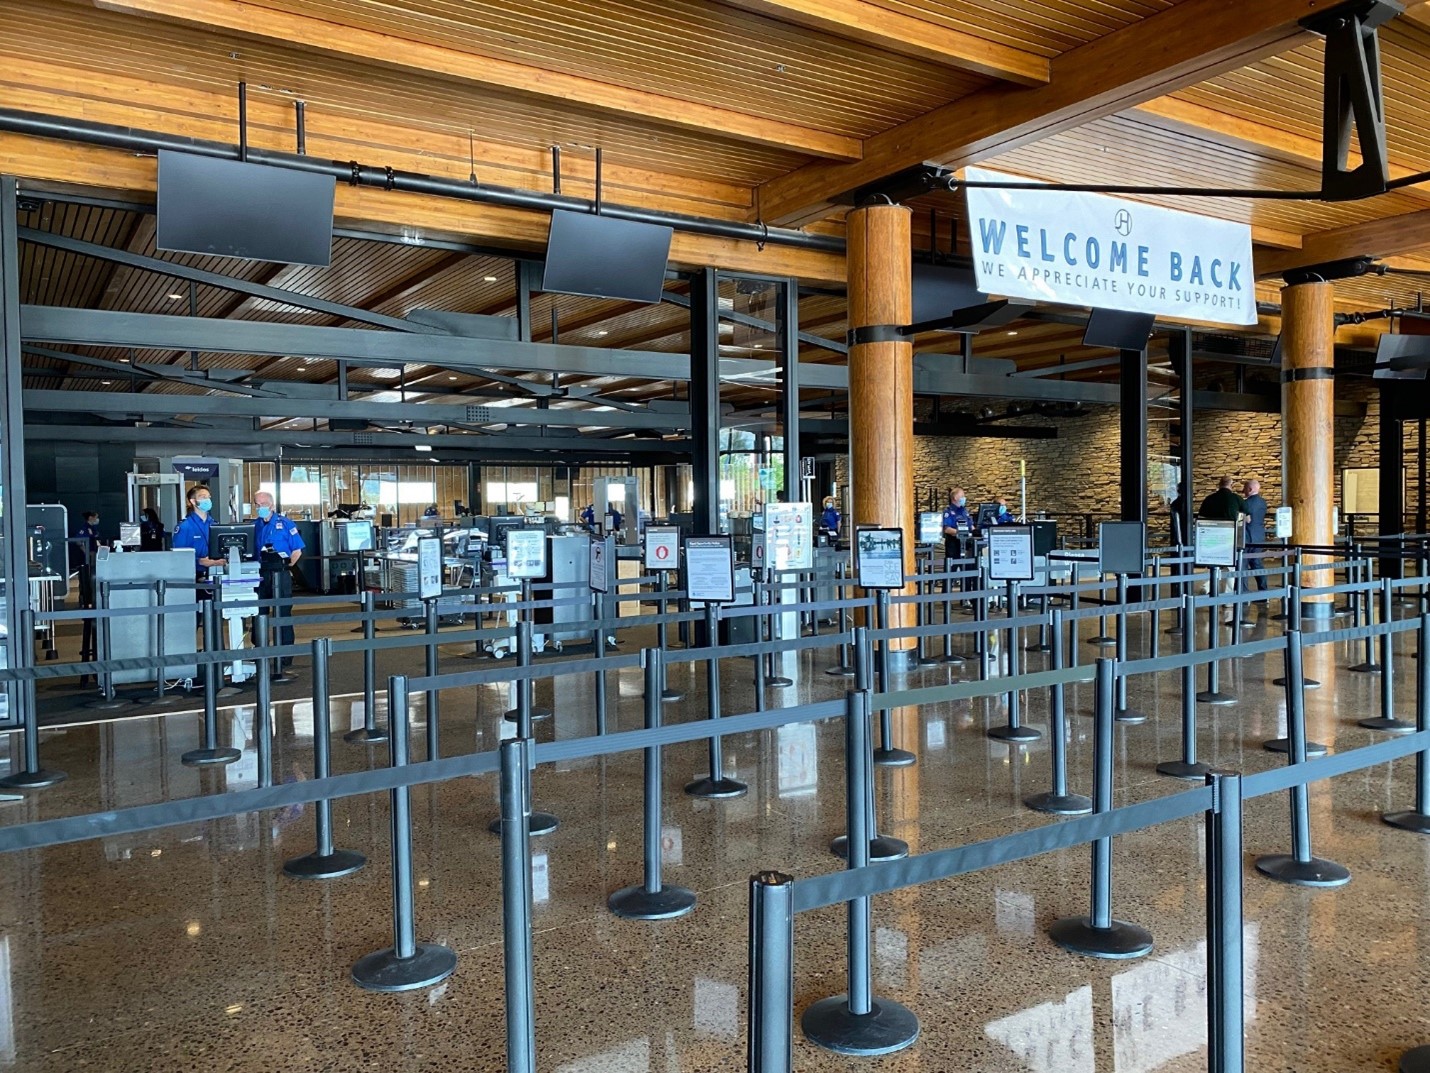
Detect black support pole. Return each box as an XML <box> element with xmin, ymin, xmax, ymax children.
<box><xmin>1120</xmin><ymin>346</ymin><xmax>1148</xmax><ymax>525</ymax></box>
<box><xmin>779</xmin><ymin>278</ymin><xmax>800</xmax><ymax>505</ymax></box>
<box><xmin>1172</xmin><ymin>328</ymin><xmax>1195</xmax><ymax>546</ymax></box>
<box><xmin>690</xmin><ymin>268</ymin><xmax>721</xmax><ymax>535</ymax></box>
<box><xmin>1382</xmin><ymin>387</ymin><xmax>1406</xmax><ymax>579</ymax></box>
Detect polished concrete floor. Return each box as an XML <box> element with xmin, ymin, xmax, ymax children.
<box><xmin>2</xmin><ymin>603</ymin><xmax>1428</xmax><ymax>1072</ymax></box>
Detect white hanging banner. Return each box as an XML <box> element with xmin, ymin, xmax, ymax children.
<box><xmin>964</xmin><ymin>167</ymin><xmax>1257</xmax><ymax>327</ymax></box>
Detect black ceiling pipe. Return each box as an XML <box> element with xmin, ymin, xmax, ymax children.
<box><xmin>0</xmin><ymin>107</ymin><xmax>843</xmax><ymax>255</ymax></box>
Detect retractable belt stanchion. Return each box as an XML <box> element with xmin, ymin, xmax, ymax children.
<box><xmin>1384</xmin><ymin>612</ymin><xmax>1430</xmax><ymax>835</ymax></box>
<box><xmin>1271</xmin><ymin>579</ymin><xmax>1322</xmax><ymax>695</ymax></box>
<box><xmin>1254</xmin><ymin>629</ymin><xmax>1351</xmax><ymax>888</ymax></box>
<box><xmin>747</xmin><ymin>871</ymin><xmax>795</xmax><ymax>1073</ymax></box>
<box><xmin>989</xmin><ymin>579</ymin><xmax>1040</xmax><ymax>742</ymax></box>
<box><xmin>489</xmin><ymin>620</ymin><xmax>559</xmax><ymax>835</ymax></box>
<box><xmin>825</xmin><ymin>561</ymin><xmax>856</xmax><ymax>677</ymax></box>
<box><xmin>1025</xmin><ymin>608</ymin><xmax>1090</xmax><ymax>814</ymax></box>
<box><xmin>424</xmin><ymin>598</ymin><xmax>441</xmax><ymax>759</ymax></box>
<box><xmin>254</xmin><ymin>613</ymin><xmax>273</xmax><ymax>789</ymax></box>
<box><xmin>512</xmin><ymin>579</ymin><xmax>552</xmax><ymax>721</ymax></box>
<box><xmin>1205</xmin><ymin>770</ymin><xmax>1246</xmax><ymax>1073</ymax></box>
<box><xmin>685</xmin><ymin>604</ymin><xmax>748</xmax><ymax>799</ymax></box>
<box><xmin>284</xmin><ymin>636</ymin><xmax>367</xmax><ymax>879</ymax></box>
<box><xmin>593</xmin><ymin>590</ymin><xmax>610</xmax><ymax>733</ymax></box>
<box><xmin>182</xmin><ymin>599</ymin><xmax>241</xmax><ymax>766</ymax></box>
<box><xmin>751</xmin><ymin>594</ymin><xmax>768</xmax><ymax>714</ymax></box>
<box><xmin>974</xmin><ymin>588</ymin><xmax>991</xmax><ymax>681</ymax></box>
<box><xmin>351</xmin><ymin>676</ymin><xmax>459</xmax><ymax>991</ymax></box>
<box><xmin>1088</xmin><ymin>573</ymin><xmax>1115</xmax><ymax>647</ymax></box>
<box><xmin>0</xmin><ymin>608</ymin><xmax>66</xmax><ymax>790</ymax></box>
<box><xmin>85</xmin><ymin>580</ymin><xmax>132</xmax><ymax>710</ymax></box>
<box><xmin>499</xmin><ymin>738</ymin><xmax>538</xmax><ymax>1073</ymax></box>
<box><xmin>345</xmin><ymin>591</ymin><xmax>388</xmax><ymax>745</ymax></box>
<box><xmin>940</xmin><ymin>561</ymin><xmax>964</xmax><ymax>665</ymax></box>
<box><xmin>1350</xmin><ymin>563</ymin><xmax>1381</xmax><ymax>675</ymax></box>
<box><xmin>610</xmin><ymin>649</ymin><xmax>697</xmax><ymax>919</ymax></box>
<box><xmin>832</xmin><ymin>626</ymin><xmax>909</xmax><ymax>861</ymax></box>
<box><xmin>802</xmin><ymin>689</ymin><xmax>920</xmax><ymax>1056</ymax></box>
<box><xmin>1359</xmin><ymin>577</ymin><xmax>1415</xmax><ymax>733</ymax></box>
<box><xmin>872</xmin><ymin>590</ymin><xmax>915</xmax><ymax>766</ymax></box>
<box><xmin>1157</xmin><ymin>594</ymin><xmax>1214</xmax><ymax>780</ymax></box>
<box><xmin>765</xmin><ymin>575</ymin><xmax>793</xmax><ymax>688</ymax></box>
<box><xmin>1112</xmin><ymin>574</ymin><xmax>1147</xmax><ymax>724</ymax></box>
<box><xmin>1048</xmin><ymin>657</ymin><xmax>1154</xmax><ymax>959</ymax></box>
<box><xmin>656</xmin><ymin>571</ymin><xmax>684</xmax><ymax>700</ymax></box>
<box><xmin>1068</xmin><ymin>580</ymin><xmax>1082</xmax><ymax>669</ymax></box>
<box><xmin>147</xmin><ymin>580</ymin><xmax>181</xmax><ymax>706</ymax></box>
<box><xmin>1197</xmin><ymin>568</ymin><xmax>1236</xmax><ymax>705</ymax></box>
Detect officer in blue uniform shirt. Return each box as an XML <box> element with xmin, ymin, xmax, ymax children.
<box><xmin>580</xmin><ymin>504</ymin><xmax>597</xmax><ymax>532</ymax></box>
<box><xmin>251</xmin><ymin>490</ymin><xmax>304</xmax><ymax>668</ymax></box>
<box><xmin>990</xmin><ymin>497</ymin><xmax>1016</xmax><ymax>525</ymax></box>
<box><xmin>941</xmin><ymin>486</ymin><xmax>972</xmax><ymax>556</ymax></box>
<box><xmin>820</xmin><ymin>496</ymin><xmax>841</xmax><ymax>537</ymax></box>
<box><xmin>172</xmin><ymin>485</ymin><xmax>225</xmax><ymax>579</ymax></box>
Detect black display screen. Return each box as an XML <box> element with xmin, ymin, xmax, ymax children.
<box><xmin>541</xmin><ymin>209</ymin><xmax>672</xmax><ymax>304</ymax></box>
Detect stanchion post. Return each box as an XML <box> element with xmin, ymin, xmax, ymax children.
<box><xmin>1350</xmin><ymin>559</ymin><xmax>1380</xmax><ymax>671</ymax></box>
<box><xmin>610</xmin><ymin>649</ymin><xmax>697</xmax><ymax>918</ymax></box>
<box><xmin>1360</xmin><ymin>577</ymin><xmax>1414</xmax><ymax>732</ymax></box>
<box><xmin>1158</xmin><ymin>594</ymin><xmax>1213</xmax><ymax>780</ymax></box>
<box><xmin>594</xmin><ymin>590</ymin><xmax>610</xmax><ymax>731</ymax></box>
<box><xmin>499</xmin><ymin>737</ymin><xmax>538</xmax><ymax>1073</ymax></box>
<box><xmin>872</xmin><ymin>591</ymin><xmax>915</xmax><ymax>765</ymax></box>
<box><xmin>685</xmin><ymin>604</ymin><xmax>748</xmax><ymax>798</ymax></box>
<box><xmin>1048</xmin><ymin>657</ymin><xmax>1154</xmax><ymax>958</ymax></box>
<box><xmin>344</xmin><ymin>591</ymin><xmax>389</xmax><ymax>744</ymax></box>
<box><xmin>351</xmin><ymin>675</ymin><xmax>459</xmax><ymax>991</ymax></box>
<box><xmin>1197</xmin><ymin>568</ymin><xmax>1236</xmax><ymax>705</ymax></box>
<box><xmin>748</xmin><ymin>871</ymin><xmax>795</xmax><ymax>1073</ymax></box>
<box><xmin>990</xmin><ymin>579</ymin><xmax>1040</xmax><ymax>742</ymax></box>
<box><xmin>1113</xmin><ymin>574</ymin><xmax>1147</xmax><ymax>723</ymax></box>
<box><xmin>1205</xmin><ymin>770</ymin><xmax>1245</xmax><ymax>1073</ymax></box>
<box><xmin>254</xmin><ymin>612</ymin><xmax>273</xmax><ymax>789</ymax></box>
<box><xmin>0</xmin><ymin>606</ymin><xmax>67</xmax><ymax>790</ymax></box>
<box><xmin>657</xmin><ymin>571</ymin><xmax>685</xmax><ymax>700</ymax></box>
<box><xmin>425</xmin><ymin>598</ymin><xmax>440</xmax><ymax>759</ymax></box>
<box><xmin>1025</xmin><ymin>608</ymin><xmax>1089</xmax><ymax>814</ymax></box>
<box><xmin>489</xmin><ymin>620</ymin><xmax>559</xmax><ymax>835</ymax></box>
<box><xmin>826</xmin><ymin>561</ymin><xmax>857</xmax><ymax>677</ymax></box>
<box><xmin>182</xmin><ymin>599</ymin><xmax>241</xmax><ymax>766</ymax></box>
<box><xmin>1383</xmin><ymin>611</ymin><xmax>1430</xmax><ymax>834</ymax></box>
<box><xmin>766</xmin><ymin>574</ymin><xmax>793</xmax><ymax>687</ymax></box>
<box><xmin>832</xmin><ymin>628</ymin><xmax>909</xmax><ymax>860</ymax></box>
<box><xmin>284</xmin><ymin>636</ymin><xmax>366</xmax><ymax>879</ymax></box>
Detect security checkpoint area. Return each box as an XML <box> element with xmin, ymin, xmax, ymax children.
<box><xmin>5</xmin><ymin>2</ymin><xmax>1430</xmax><ymax>1072</ymax></box>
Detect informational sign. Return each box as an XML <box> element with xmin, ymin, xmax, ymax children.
<box><xmin>417</xmin><ymin>535</ymin><xmax>442</xmax><ymax>601</ymax></box>
<box><xmin>505</xmin><ymin>526</ymin><xmax>548</xmax><ymax>580</ymax></box>
<box><xmin>964</xmin><ymin>166</ymin><xmax>1256</xmax><ymax>327</ymax></box>
<box><xmin>1274</xmin><ymin>506</ymin><xmax>1294</xmax><ymax>540</ymax></box>
<box><xmin>764</xmin><ymin>502</ymin><xmax>814</xmax><ymax>571</ymax></box>
<box><xmin>1193</xmin><ymin>519</ymin><xmax>1240</xmax><ymax>568</ymax></box>
<box><xmin>988</xmin><ymin>525</ymin><xmax>1035</xmax><ymax>582</ymax></box>
<box><xmin>588</xmin><ymin>536</ymin><xmax>610</xmax><ymax>594</ymax></box>
<box><xmin>917</xmin><ymin>511</ymin><xmax>943</xmax><ymax>545</ymax></box>
<box><xmin>644</xmin><ymin>525</ymin><xmax>680</xmax><ymax>570</ymax></box>
<box><xmin>855</xmin><ymin>527</ymin><xmax>906</xmax><ymax>590</ymax></box>
<box><xmin>800</xmin><ymin>456</ymin><xmax>815</xmax><ymax>479</ymax></box>
<box><xmin>1098</xmin><ymin>520</ymin><xmax>1146</xmax><ymax>576</ymax></box>
<box><xmin>685</xmin><ymin>536</ymin><xmax>735</xmax><ymax>603</ymax></box>
<box><xmin>172</xmin><ymin>457</ymin><xmax>221</xmax><ymax>482</ymax></box>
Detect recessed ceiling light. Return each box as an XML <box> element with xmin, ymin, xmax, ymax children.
<box><xmin>101</xmin><ymin>380</ymin><xmax>113</xmax><ymax>386</ymax></box>
<box><xmin>1007</xmin><ymin>331</ymin><xmax>1019</xmax><ymax>336</ymax></box>
<box><xmin>483</xmin><ymin>275</ymin><xmax>498</xmax><ymax>283</ymax></box>
<box><xmin>447</xmin><ymin>375</ymin><xmax>458</xmax><ymax>380</ymax></box>
<box><xmin>595</xmin><ymin>330</ymin><xmax>609</xmax><ymax>337</ymax></box>
<box><xmin>753</xmin><ymin>343</ymin><xmax>765</xmax><ymax>349</ymax></box>
<box><xmin>167</xmin><ymin>292</ymin><xmax>184</xmax><ymax>300</ymax></box>
<box><xmin>414</xmin><ymin>444</ymin><xmax>432</xmax><ymax>452</ymax></box>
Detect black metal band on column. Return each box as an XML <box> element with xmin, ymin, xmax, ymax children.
<box><xmin>990</xmin><ymin>579</ymin><xmax>1040</xmax><ymax>742</ymax></box>
<box><xmin>345</xmin><ymin>591</ymin><xmax>389</xmax><ymax>744</ymax></box>
<box><xmin>351</xmin><ymin>675</ymin><xmax>458</xmax><ymax>991</ymax></box>
<box><xmin>1026</xmin><ymin>608</ymin><xmax>1091</xmax><ymax>815</ymax></box>
<box><xmin>1197</xmin><ymin>568</ymin><xmax>1236</xmax><ymax>705</ymax></box>
<box><xmin>1254</xmin><ymin>630</ymin><xmax>1351</xmax><ymax>888</ymax></box>
<box><xmin>1205</xmin><ymin>770</ymin><xmax>1245</xmax><ymax>1073</ymax></box>
<box><xmin>747</xmin><ymin>871</ymin><xmax>795</xmax><ymax>1073</ymax></box>
<box><xmin>1048</xmin><ymin>657</ymin><xmax>1154</xmax><ymax>959</ymax></box>
<box><xmin>1158</xmin><ymin>594</ymin><xmax>1214</xmax><ymax>780</ymax></box>
<box><xmin>182</xmin><ymin>599</ymin><xmax>240</xmax><ymax>767</ymax></box>
<box><xmin>1360</xmin><ymin>577</ymin><xmax>1415</xmax><ymax>732</ymax></box>
<box><xmin>685</xmin><ymin>604</ymin><xmax>748</xmax><ymax>799</ymax></box>
<box><xmin>499</xmin><ymin>738</ymin><xmax>538</xmax><ymax>1073</ymax></box>
<box><xmin>610</xmin><ymin>649</ymin><xmax>697</xmax><ymax>919</ymax></box>
<box><xmin>0</xmin><ymin>606</ymin><xmax>66</xmax><ymax>789</ymax></box>
<box><xmin>802</xmin><ymin>690</ymin><xmax>920</xmax><ymax>1056</ymax></box>
<box><xmin>1384</xmin><ymin>612</ymin><xmax>1430</xmax><ymax>834</ymax></box>
<box><xmin>284</xmin><ymin>636</ymin><xmax>367</xmax><ymax>880</ymax></box>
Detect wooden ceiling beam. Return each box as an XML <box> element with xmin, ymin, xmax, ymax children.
<box><xmin>717</xmin><ymin>0</ymin><xmax>1048</xmax><ymax>85</ymax></box>
<box><xmin>1259</xmin><ymin>209</ymin><xmax>1430</xmax><ymax>276</ymax></box>
<box><xmin>93</xmin><ymin>0</ymin><xmax>863</xmax><ymax>162</ymax></box>
<box><xmin>756</xmin><ymin>0</ymin><xmax>1329</xmax><ymax>225</ymax></box>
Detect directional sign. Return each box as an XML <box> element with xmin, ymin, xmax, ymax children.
<box><xmin>685</xmin><ymin>535</ymin><xmax>735</xmax><ymax>603</ymax></box>
<box><xmin>644</xmin><ymin>525</ymin><xmax>680</xmax><ymax>570</ymax></box>
<box><xmin>856</xmin><ymin>527</ymin><xmax>905</xmax><ymax>590</ymax></box>
<box><xmin>1193</xmin><ymin>519</ymin><xmax>1239</xmax><ymax>568</ymax></box>
<box><xmin>588</xmin><ymin>537</ymin><xmax>610</xmax><ymax>594</ymax></box>
<box><xmin>505</xmin><ymin>526</ymin><xmax>548</xmax><ymax>580</ymax></box>
<box><xmin>800</xmin><ymin>456</ymin><xmax>815</xmax><ymax>478</ymax></box>
<box><xmin>1274</xmin><ymin>506</ymin><xmax>1293</xmax><ymax>540</ymax></box>
<box><xmin>417</xmin><ymin>536</ymin><xmax>442</xmax><ymax>600</ymax></box>
<box><xmin>764</xmin><ymin>502</ymin><xmax>813</xmax><ymax>571</ymax></box>
<box><xmin>988</xmin><ymin>525</ymin><xmax>1035</xmax><ymax>582</ymax></box>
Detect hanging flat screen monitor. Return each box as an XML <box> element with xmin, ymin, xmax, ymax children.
<box><xmin>541</xmin><ymin>209</ymin><xmax>672</xmax><ymax>304</ymax></box>
<box><xmin>157</xmin><ymin>150</ymin><xmax>336</xmax><ymax>267</ymax></box>
<box><xmin>1373</xmin><ymin>333</ymin><xmax>1430</xmax><ymax>380</ymax></box>
<box><xmin>1083</xmin><ymin>308</ymin><xmax>1156</xmax><ymax>351</ymax></box>
<box><xmin>911</xmin><ymin>264</ymin><xmax>986</xmax><ymax>325</ymax></box>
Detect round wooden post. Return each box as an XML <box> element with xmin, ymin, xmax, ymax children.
<box><xmin>1281</xmin><ymin>282</ymin><xmax>1336</xmax><ymax>616</ymax></box>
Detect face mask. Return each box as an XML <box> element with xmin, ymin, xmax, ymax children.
<box><xmin>998</xmin><ymin>505</ymin><xmax>1008</xmax><ymax>516</ymax></box>
<box><xmin>257</xmin><ymin>507</ymin><xmax>272</xmax><ymax>520</ymax></box>
<box><xmin>196</xmin><ymin>498</ymin><xmax>213</xmax><ymax>514</ymax></box>
<box><xmin>956</xmin><ymin>496</ymin><xmax>966</xmax><ymax>507</ymax></box>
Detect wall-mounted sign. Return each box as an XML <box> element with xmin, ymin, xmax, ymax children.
<box><xmin>1274</xmin><ymin>506</ymin><xmax>1294</xmax><ymax>540</ymax></box>
<box><xmin>588</xmin><ymin>537</ymin><xmax>610</xmax><ymax>594</ymax></box>
<box><xmin>685</xmin><ymin>536</ymin><xmax>735</xmax><ymax>604</ymax></box>
<box><xmin>764</xmin><ymin>502</ymin><xmax>813</xmax><ymax>571</ymax></box>
<box><xmin>417</xmin><ymin>536</ymin><xmax>442</xmax><ymax>601</ymax></box>
<box><xmin>964</xmin><ymin>166</ymin><xmax>1256</xmax><ymax>327</ymax></box>
<box><xmin>1193</xmin><ymin>519</ymin><xmax>1240</xmax><ymax>568</ymax></box>
<box><xmin>856</xmin><ymin>527</ymin><xmax>905</xmax><ymax>590</ymax></box>
<box><xmin>644</xmin><ymin>525</ymin><xmax>680</xmax><ymax>570</ymax></box>
<box><xmin>988</xmin><ymin>525</ymin><xmax>1035</xmax><ymax>582</ymax></box>
<box><xmin>505</xmin><ymin>527</ymin><xmax>548</xmax><ymax>580</ymax></box>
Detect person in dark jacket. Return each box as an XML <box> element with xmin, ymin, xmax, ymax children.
<box><xmin>1197</xmin><ymin>477</ymin><xmax>1245</xmax><ymax>522</ymax></box>
<box><xmin>139</xmin><ymin>507</ymin><xmax>167</xmax><ymax>551</ymax></box>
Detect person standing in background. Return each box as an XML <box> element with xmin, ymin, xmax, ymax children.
<box><xmin>71</xmin><ymin>510</ymin><xmax>101</xmax><ymax>673</ymax></box>
<box><xmin>1241</xmin><ymin>479</ymin><xmax>1269</xmax><ymax>591</ymax></box>
<box><xmin>250</xmin><ymin>490</ymin><xmax>304</xmax><ymax>671</ymax></box>
<box><xmin>139</xmin><ymin>507</ymin><xmax>167</xmax><ymax>551</ymax></box>
<box><xmin>820</xmin><ymin>496</ymin><xmax>841</xmax><ymax>538</ymax></box>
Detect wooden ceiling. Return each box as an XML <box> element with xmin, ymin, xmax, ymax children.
<box><xmin>4</xmin><ymin>0</ymin><xmax>1430</xmax><ymax>432</ymax></box>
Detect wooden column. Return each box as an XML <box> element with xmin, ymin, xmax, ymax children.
<box><xmin>1281</xmin><ymin>282</ymin><xmax>1336</xmax><ymax>611</ymax></box>
<box><xmin>847</xmin><ymin>203</ymin><xmax>916</xmax><ymax>649</ymax></box>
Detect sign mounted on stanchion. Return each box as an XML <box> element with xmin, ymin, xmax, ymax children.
<box><xmin>644</xmin><ymin>525</ymin><xmax>680</xmax><ymax>571</ymax></box>
<box><xmin>855</xmin><ymin>527</ymin><xmax>905</xmax><ymax>590</ymax></box>
<box><xmin>684</xmin><ymin>536</ymin><xmax>735</xmax><ymax>604</ymax></box>
<box><xmin>505</xmin><ymin>526</ymin><xmax>548</xmax><ymax>580</ymax></box>
<box><xmin>417</xmin><ymin>536</ymin><xmax>443</xmax><ymax>601</ymax></box>
<box><xmin>1193</xmin><ymin>519</ymin><xmax>1239</xmax><ymax>568</ymax></box>
<box><xmin>800</xmin><ymin>456</ymin><xmax>815</xmax><ymax>479</ymax></box>
<box><xmin>1275</xmin><ymin>506</ymin><xmax>1294</xmax><ymax>539</ymax></box>
<box><xmin>988</xmin><ymin>525</ymin><xmax>1035</xmax><ymax>582</ymax></box>
<box><xmin>588</xmin><ymin>537</ymin><xmax>611</xmax><ymax>594</ymax></box>
<box><xmin>917</xmin><ymin>511</ymin><xmax>943</xmax><ymax>545</ymax></box>
<box><xmin>1098</xmin><ymin>520</ymin><xmax>1146</xmax><ymax>576</ymax></box>
<box><xmin>764</xmin><ymin>502</ymin><xmax>814</xmax><ymax>571</ymax></box>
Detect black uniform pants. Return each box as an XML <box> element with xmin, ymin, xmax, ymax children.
<box><xmin>254</xmin><ymin>559</ymin><xmax>295</xmax><ymax>663</ymax></box>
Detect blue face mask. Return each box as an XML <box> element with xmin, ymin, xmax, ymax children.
<box><xmin>998</xmin><ymin>505</ymin><xmax>1008</xmax><ymax>516</ymax></box>
<box><xmin>257</xmin><ymin>506</ymin><xmax>272</xmax><ymax>520</ymax></box>
<box><xmin>196</xmin><ymin>498</ymin><xmax>213</xmax><ymax>514</ymax></box>
<box><xmin>956</xmin><ymin>496</ymin><xmax>967</xmax><ymax>507</ymax></box>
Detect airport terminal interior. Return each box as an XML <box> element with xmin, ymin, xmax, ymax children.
<box><xmin>4</xmin><ymin>0</ymin><xmax>1430</xmax><ymax>1070</ymax></box>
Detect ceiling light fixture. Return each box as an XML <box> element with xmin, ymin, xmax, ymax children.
<box><xmin>483</xmin><ymin>275</ymin><xmax>498</xmax><ymax>283</ymax></box>
<box><xmin>414</xmin><ymin>444</ymin><xmax>432</xmax><ymax>452</ymax></box>
<box><xmin>167</xmin><ymin>293</ymin><xmax>184</xmax><ymax>300</ymax></box>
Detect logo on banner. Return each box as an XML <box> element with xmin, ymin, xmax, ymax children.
<box><xmin>1114</xmin><ymin>209</ymin><xmax>1132</xmax><ymax>236</ymax></box>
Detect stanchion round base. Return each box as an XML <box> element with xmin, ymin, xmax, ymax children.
<box><xmin>1383</xmin><ymin>811</ymin><xmax>1430</xmax><ymax>835</ymax></box>
<box><xmin>216</xmin><ymin>686</ymin><xmax>245</xmax><ymax>698</ymax></box>
<box><xmin>0</xmin><ymin>767</ymin><xmax>68</xmax><ymax>790</ymax></box>
<box><xmin>1196</xmin><ymin>691</ymin><xmax>1237</xmax><ymax>705</ymax></box>
<box><xmin>1348</xmin><ymin>663</ymin><xmax>1382</xmax><ymax>674</ymax></box>
<box><xmin>82</xmin><ymin>695</ymin><xmax>141</xmax><ymax>711</ymax></box>
<box><xmin>506</xmin><ymin>707</ymin><xmax>553</xmax><ymax>722</ymax></box>
<box><xmin>1400</xmin><ymin>1045</ymin><xmax>1430</xmax><ymax>1073</ymax></box>
<box><xmin>146</xmin><ymin>692</ymin><xmax>187</xmax><ymax>706</ymax></box>
<box><xmin>1156</xmin><ymin>760</ymin><xmax>1213</xmax><ymax>781</ymax></box>
<box><xmin>1024</xmin><ymin>791</ymin><xmax>1092</xmax><ymax>815</ymax></box>
<box><xmin>1272</xmin><ymin>676</ymin><xmax>1321</xmax><ymax>689</ymax></box>
<box><xmin>608</xmin><ymin>883</ymin><xmax>698</xmax><ymax>920</ymax></box>
<box><xmin>824</xmin><ymin>665</ymin><xmax>856</xmax><ymax>677</ymax></box>
<box><xmin>1024</xmin><ymin>643</ymin><xmax>1053</xmax><ymax>653</ymax></box>
<box><xmin>1114</xmin><ymin>709</ymin><xmax>1148</xmax><ymax>725</ymax></box>
<box><xmin>684</xmin><ymin>776</ymin><xmax>748</xmax><ymax>799</ymax></box>
<box><xmin>987</xmin><ymin>723</ymin><xmax>1042</xmax><ymax>742</ymax></box>
<box><xmin>344</xmin><ymin>727</ymin><xmax>390</xmax><ymax>745</ymax></box>
<box><xmin>1254</xmin><ymin>853</ymin><xmax>1351</xmax><ymax>887</ymax></box>
<box><xmin>1087</xmin><ymin>636</ymin><xmax>1116</xmax><ymax>647</ymax></box>
<box><xmin>1269</xmin><ymin>612</ymin><xmax>1289</xmax><ymax>622</ymax></box>
<box><xmin>1358</xmin><ymin>717</ymin><xmax>1417</xmax><ymax>733</ymax></box>
<box><xmin>768</xmin><ymin>676</ymin><xmax>794</xmax><ymax>688</ymax></box>
<box><xmin>940</xmin><ymin>653</ymin><xmax>967</xmax><ymax>665</ymax></box>
<box><xmin>801</xmin><ymin>994</ymin><xmax>920</xmax><ymax>1057</ymax></box>
<box><xmin>1165</xmin><ymin>626</ymin><xmax>1184</xmax><ymax>636</ymax></box>
<box><xmin>1262</xmin><ymin>738</ymin><xmax>1329</xmax><ymax>757</ymax></box>
<box><xmin>351</xmin><ymin>942</ymin><xmax>457</xmax><ymax>992</ymax></box>
<box><xmin>1048</xmin><ymin>915</ymin><xmax>1154</xmax><ymax>960</ymax></box>
<box><xmin>872</xmin><ymin>747</ymin><xmax>917</xmax><ymax>767</ymax></box>
<box><xmin>830</xmin><ymin>834</ymin><xmax>910</xmax><ymax>861</ymax></box>
<box><xmin>661</xmin><ymin>689</ymin><xmax>685</xmax><ymax>703</ymax></box>
<box><xmin>283</xmin><ymin>848</ymin><xmax>367</xmax><ymax>880</ymax></box>
<box><xmin>267</xmin><ymin>672</ymin><xmax>296</xmax><ymax>686</ymax></box>
<box><xmin>181</xmin><ymin>746</ymin><xmax>242</xmax><ymax>767</ymax></box>
<box><xmin>487</xmin><ymin>810</ymin><xmax>560</xmax><ymax>836</ymax></box>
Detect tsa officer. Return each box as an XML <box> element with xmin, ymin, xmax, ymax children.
<box><xmin>942</xmin><ymin>487</ymin><xmax>972</xmax><ymax>555</ymax></box>
<box><xmin>251</xmin><ymin>491</ymin><xmax>304</xmax><ymax>667</ymax></box>
<box><xmin>580</xmin><ymin>503</ymin><xmax>597</xmax><ymax>532</ymax></box>
<box><xmin>989</xmin><ymin>497</ymin><xmax>1016</xmax><ymax>525</ymax></box>
<box><xmin>172</xmin><ymin>484</ymin><xmax>225</xmax><ymax>580</ymax></box>
<box><xmin>820</xmin><ymin>496</ymin><xmax>841</xmax><ymax>537</ymax></box>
